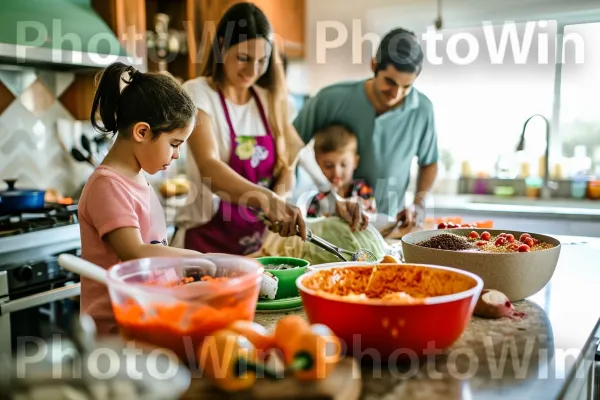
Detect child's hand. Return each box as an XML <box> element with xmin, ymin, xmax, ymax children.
<box><xmin>334</xmin><ymin>199</ymin><xmax>369</xmax><ymax>232</ymax></box>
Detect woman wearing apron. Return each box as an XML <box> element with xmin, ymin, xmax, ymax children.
<box><xmin>172</xmin><ymin>2</ymin><xmax>367</xmax><ymax>255</ymax></box>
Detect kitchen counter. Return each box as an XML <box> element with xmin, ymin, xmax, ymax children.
<box><xmin>430</xmin><ymin>195</ymin><xmax>600</xmax><ymax>221</ymax></box>
<box><xmin>253</xmin><ymin>235</ymin><xmax>600</xmax><ymax>399</ymax></box>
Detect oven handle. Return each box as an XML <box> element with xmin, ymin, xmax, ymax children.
<box><xmin>0</xmin><ymin>283</ymin><xmax>80</xmax><ymax>315</ymax></box>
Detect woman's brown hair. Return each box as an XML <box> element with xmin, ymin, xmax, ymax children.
<box><xmin>198</xmin><ymin>2</ymin><xmax>297</xmax><ymax>176</ymax></box>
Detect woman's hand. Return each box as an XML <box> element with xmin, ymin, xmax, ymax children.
<box><xmin>335</xmin><ymin>199</ymin><xmax>369</xmax><ymax>232</ymax></box>
<box><xmin>264</xmin><ymin>194</ymin><xmax>307</xmax><ymax>240</ymax></box>
<box><xmin>272</xmin><ymin>167</ymin><xmax>294</xmax><ymax>198</ymax></box>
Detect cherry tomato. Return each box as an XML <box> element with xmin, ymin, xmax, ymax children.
<box><xmin>507</xmin><ymin>243</ymin><xmax>519</xmax><ymax>251</ymax></box>
<box><xmin>447</xmin><ymin>222</ymin><xmax>457</xmax><ymax>229</ymax></box>
<box><xmin>495</xmin><ymin>237</ymin><xmax>507</xmax><ymax>246</ymax></box>
<box><xmin>468</xmin><ymin>231</ymin><xmax>479</xmax><ymax>239</ymax></box>
<box><xmin>533</xmin><ymin>238</ymin><xmax>540</xmax><ymax>245</ymax></box>
<box><xmin>475</xmin><ymin>241</ymin><xmax>488</xmax><ymax>247</ymax></box>
<box><xmin>498</xmin><ymin>233</ymin><xmax>507</xmax><ymax>238</ymax></box>
<box><xmin>519</xmin><ymin>233</ymin><xmax>531</xmax><ymax>242</ymax></box>
<box><xmin>505</xmin><ymin>234</ymin><xmax>515</xmax><ymax>243</ymax></box>
<box><xmin>438</xmin><ymin>222</ymin><xmax>447</xmax><ymax>229</ymax></box>
<box><xmin>481</xmin><ymin>231</ymin><xmax>491</xmax><ymax>241</ymax></box>
<box><xmin>523</xmin><ymin>238</ymin><xmax>534</xmax><ymax>248</ymax></box>
<box><xmin>518</xmin><ymin>244</ymin><xmax>531</xmax><ymax>252</ymax></box>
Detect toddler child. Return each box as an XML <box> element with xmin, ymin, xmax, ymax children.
<box><xmin>78</xmin><ymin>62</ymin><xmax>200</xmax><ymax>335</ymax></box>
<box><xmin>307</xmin><ymin>124</ymin><xmax>376</xmax><ymax>218</ymax></box>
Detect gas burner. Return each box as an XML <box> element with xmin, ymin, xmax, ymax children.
<box><xmin>0</xmin><ymin>203</ymin><xmax>78</xmax><ymax>238</ymax></box>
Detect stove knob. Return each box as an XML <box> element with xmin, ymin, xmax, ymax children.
<box><xmin>14</xmin><ymin>265</ymin><xmax>34</xmax><ymax>281</ymax></box>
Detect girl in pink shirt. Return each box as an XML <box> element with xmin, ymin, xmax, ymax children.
<box><xmin>78</xmin><ymin>62</ymin><xmax>200</xmax><ymax>335</ymax></box>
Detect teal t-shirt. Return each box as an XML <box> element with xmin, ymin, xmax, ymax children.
<box><xmin>293</xmin><ymin>80</ymin><xmax>438</xmax><ymax>215</ymax></box>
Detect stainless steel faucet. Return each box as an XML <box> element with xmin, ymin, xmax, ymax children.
<box><xmin>516</xmin><ymin>114</ymin><xmax>555</xmax><ymax>199</ymax></box>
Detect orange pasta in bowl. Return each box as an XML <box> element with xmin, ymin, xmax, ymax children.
<box><xmin>296</xmin><ymin>263</ymin><xmax>484</xmax><ymax>359</ymax></box>
<box><xmin>301</xmin><ymin>264</ymin><xmax>478</xmax><ymax>304</ymax></box>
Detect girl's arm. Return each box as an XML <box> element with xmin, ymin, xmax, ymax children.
<box><xmin>105</xmin><ymin>227</ymin><xmax>201</xmax><ymax>261</ymax></box>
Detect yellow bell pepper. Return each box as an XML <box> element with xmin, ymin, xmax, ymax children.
<box><xmin>197</xmin><ymin>329</ymin><xmax>258</xmax><ymax>392</ymax></box>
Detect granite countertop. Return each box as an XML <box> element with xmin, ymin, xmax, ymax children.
<box><xmin>253</xmin><ymin>235</ymin><xmax>600</xmax><ymax>399</ymax></box>
<box><xmin>430</xmin><ymin>194</ymin><xmax>600</xmax><ymax>220</ymax></box>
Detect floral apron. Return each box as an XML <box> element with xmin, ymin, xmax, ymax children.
<box><xmin>184</xmin><ymin>87</ymin><xmax>276</xmax><ymax>255</ymax></box>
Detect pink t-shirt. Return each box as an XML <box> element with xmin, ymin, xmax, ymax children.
<box><xmin>78</xmin><ymin>165</ymin><xmax>167</xmax><ymax>335</ymax></box>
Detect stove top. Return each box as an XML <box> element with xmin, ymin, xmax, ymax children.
<box><xmin>0</xmin><ymin>204</ymin><xmax>78</xmax><ymax>238</ymax></box>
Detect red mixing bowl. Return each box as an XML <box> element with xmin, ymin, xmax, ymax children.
<box><xmin>296</xmin><ymin>263</ymin><xmax>483</xmax><ymax>361</ymax></box>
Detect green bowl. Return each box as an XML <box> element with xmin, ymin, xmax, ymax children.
<box><xmin>256</xmin><ymin>257</ymin><xmax>310</xmax><ymax>299</ymax></box>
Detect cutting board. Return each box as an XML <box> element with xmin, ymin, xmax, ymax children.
<box><xmin>180</xmin><ymin>357</ymin><xmax>361</xmax><ymax>400</ymax></box>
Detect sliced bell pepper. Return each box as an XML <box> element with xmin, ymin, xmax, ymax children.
<box><xmin>198</xmin><ymin>329</ymin><xmax>278</xmax><ymax>392</ymax></box>
<box><xmin>272</xmin><ymin>315</ymin><xmax>311</xmax><ymax>364</ymax></box>
<box><xmin>285</xmin><ymin>323</ymin><xmax>342</xmax><ymax>381</ymax></box>
<box><xmin>227</xmin><ymin>320</ymin><xmax>274</xmax><ymax>360</ymax></box>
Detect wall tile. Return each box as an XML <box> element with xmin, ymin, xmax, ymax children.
<box><xmin>0</xmin><ymin>68</ymin><xmax>78</xmax><ymax>195</ymax></box>
<box><xmin>0</xmin><ymin>80</ymin><xmax>15</xmax><ymax>114</ymax></box>
<box><xmin>0</xmin><ymin>68</ymin><xmax>36</xmax><ymax>97</ymax></box>
<box><xmin>19</xmin><ymin>80</ymin><xmax>55</xmax><ymax>117</ymax></box>
<box><xmin>56</xmin><ymin>72</ymin><xmax>75</xmax><ymax>97</ymax></box>
<box><xmin>37</xmin><ymin>71</ymin><xmax>57</xmax><ymax>96</ymax></box>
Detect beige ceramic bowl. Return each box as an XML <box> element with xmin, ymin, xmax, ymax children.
<box><xmin>401</xmin><ymin>228</ymin><xmax>561</xmax><ymax>301</ymax></box>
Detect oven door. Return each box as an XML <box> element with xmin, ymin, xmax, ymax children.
<box><xmin>0</xmin><ymin>271</ymin><xmax>80</xmax><ymax>356</ymax></box>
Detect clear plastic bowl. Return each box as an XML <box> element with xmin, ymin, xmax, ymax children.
<box><xmin>106</xmin><ymin>255</ymin><xmax>263</xmax><ymax>362</ymax></box>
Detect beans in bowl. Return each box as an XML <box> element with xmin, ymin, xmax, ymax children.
<box><xmin>417</xmin><ymin>231</ymin><xmax>554</xmax><ymax>253</ymax></box>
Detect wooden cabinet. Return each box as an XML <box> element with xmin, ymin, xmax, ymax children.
<box><xmin>199</xmin><ymin>0</ymin><xmax>306</xmax><ymax>59</ymax></box>
<box><xmin>92</xmin><ymin>0</ymin><xmax>147</xmax><ymax>70</ymax></box>
<box><xmin>145</xmin><ymin>0</ymin><xmax>200</xmax><ymax>81</ymax></box>
<box><xmin>60</xmin><ymin>0</ymin><xmax>305</xmax><ymax>120</ymax></box>
<box><xmin>255</xmin><ymin>0</ymin><xmax>305</xmax><ymax>59</ymax></box>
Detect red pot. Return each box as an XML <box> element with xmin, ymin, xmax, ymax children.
<box><xmin>296</xmin><ymin>263</ymin><xmax>483</xmax><ymax>362</ymax></box>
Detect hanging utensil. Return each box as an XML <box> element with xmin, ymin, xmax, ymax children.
<box><xmin>80</xmin><ymin>134</ymin><xmax>95</xmax><ymax>165</ymax></box>
<box><xmin>71</xmin><ymin>148</ymin><xmax>95</xmax><ymax>167</ymax></box>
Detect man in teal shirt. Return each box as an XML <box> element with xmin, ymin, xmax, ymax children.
<box><xmin>293</xmin><ymin>28</ymin><xmax>438</xmax><ymax>228</ymax></box>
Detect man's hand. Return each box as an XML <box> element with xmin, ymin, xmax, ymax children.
<box><xmin>396</xmin><ymin>206</ymin><xmax>416</xmax><ymax>228</ymax></box>
<box><xmin>335</xmin><ymin>199</ymin><xmax>369</xmax><ymax>232</ymax></box>
<box><xmin>396</xmin><ymin>203</ymin><xmax>425</xmax><ymax>228</ymax></box>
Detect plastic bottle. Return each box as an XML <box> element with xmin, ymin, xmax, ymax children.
<box><xmin>571</xmin><ymin>175</ymin><xmax>588</xmax><ymax>199</ymax></box>
<box><xmin>473</xmin><ymin>172</ymin><xmax>488</xmax><ymax>195</ymax></box>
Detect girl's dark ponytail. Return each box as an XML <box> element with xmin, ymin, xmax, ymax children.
<box><xmin>91</xmin><ymin>62</ymin><xmax>139</xmax><ymax>135</ymax></box>
<box><xmin>90</xmin><ymin>62</ymin><xmax>196</xmax><ymax>138</ymax></box>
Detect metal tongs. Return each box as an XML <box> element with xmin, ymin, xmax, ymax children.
<box><xmin>305</xmin><ymin>230</ymin><xmax>377</xmax><ymax>262</ymax></box>
<box><xmin>255</xmin><ymin>210</ymin><xmax>377</xmax><ymax>263</ymax></box>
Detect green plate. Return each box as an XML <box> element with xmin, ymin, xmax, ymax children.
<box><xmin>256</xmin><ymin>296</ymin><xmax>303</xmax><ymax>313</ymax></box>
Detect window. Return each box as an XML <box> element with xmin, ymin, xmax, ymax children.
<box><xmin>414</xmin><ymin>19</ymin><xmax>600</xmax><ymax>180</ymax></box>
<box><xmin>558</xmin><ymin>22</ymin><xmax>600</xmax><ymax>176</ymax></box>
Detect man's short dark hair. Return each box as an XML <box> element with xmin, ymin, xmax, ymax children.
<box><xmin>375</xmin><ymin>28</ymin><xmax>424</xmax><ymax>75</ymax></box>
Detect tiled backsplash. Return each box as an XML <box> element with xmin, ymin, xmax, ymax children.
<box><xmin>0</xmin><ymin>66</ymin><xmax>89</xmax><ymax>196</ymax></box>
